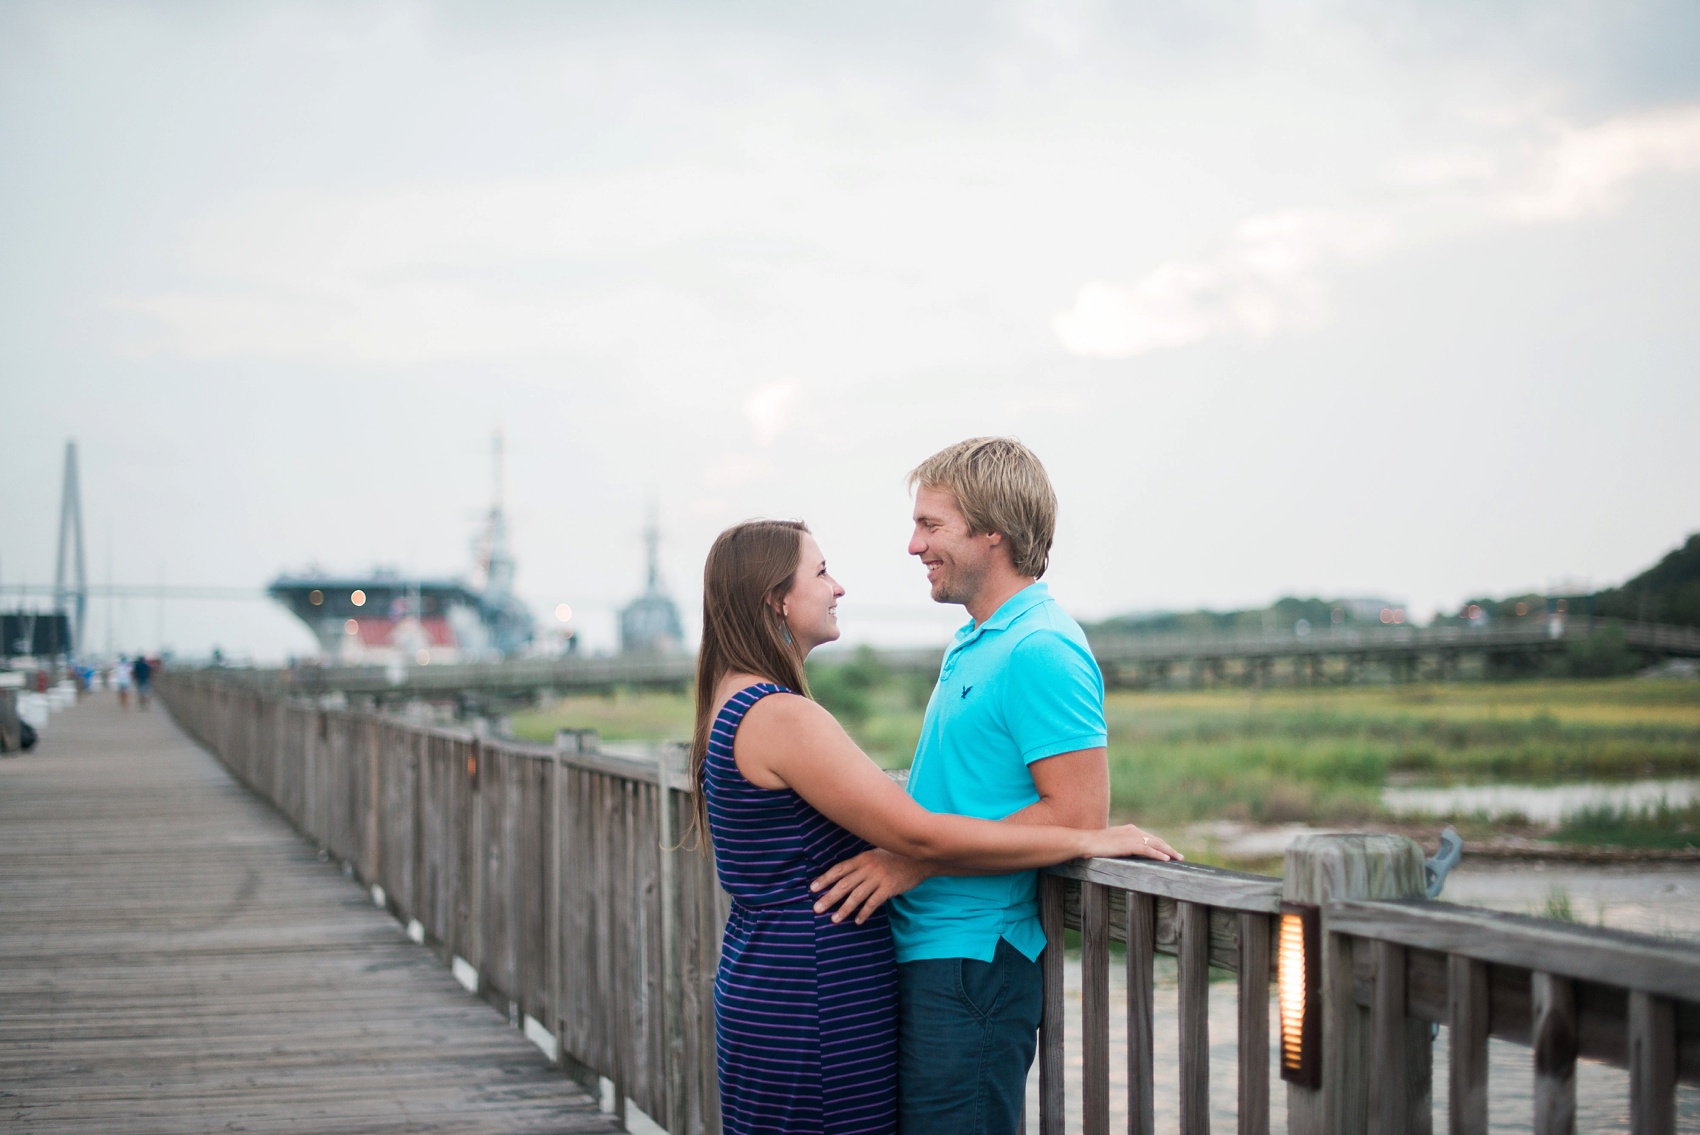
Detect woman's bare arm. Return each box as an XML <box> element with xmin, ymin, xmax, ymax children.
<box><xmin>734</xmin><ymin>693</ymin><xmax>1177</xmax><ymax>877</ymax></box>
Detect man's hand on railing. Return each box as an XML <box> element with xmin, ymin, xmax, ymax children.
<box><xmin>810</xmin><ymin>849</ymin><xmax>932</xmax><ymax>925</ymax></box>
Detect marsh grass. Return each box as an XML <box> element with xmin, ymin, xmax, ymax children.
<box><xmin>1542</xmin><ymin>884</ymin><xmax>1577</xmax><ymax>922</ymax></box>
<box><xmin>1555</xmin><ymin>799</ymin><xmax>1700</xmax><ymax>850</ymax></box>
<box><xmin>511</xmin><ymin>687</ymin><xmax>695</xmax><ymax>743</ymax></box>
<box><xmin>1099</xmin><ymin>680</ymin><xmax>1700</xmax><ymax>824</ymax></box>
<box><xmin>510</xmin><ymin>673</ymin><xmax>1700</xmax><ymax>833</ymax></box>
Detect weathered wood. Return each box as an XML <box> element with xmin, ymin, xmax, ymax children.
<box><xmin>1629</xmin><ymin>990</ymin><xmax>1676</xmax><ymax>1135</ymax></box>
<box><xmin>657</xmin><ymin>746</ymin><xmax>685</xmax><ymax>1135</ymax></box>
<box><xmin>1361</xmin><ymin>939</ymin><xmax>1698</xmax><ymax>1083</ymax></box>
<box><xmin>1447</xmin><ymin>955</ymin><xmax>1489</xmax><ymax>1135</ymax></box>
<box><xmin>1080</xmin><ymin>881</ymin><xmax>1111</xmax><ymax>1135</ymax></box>
<box><xmin>549</xmin><ymin>735</ymin><xmax>565</xmax><ymax>1071</ymax></box>
<box><xmin>1039</xmin><ymin>874</ymin><xmax>1067</xmax><ymax>1135</ymax></box>
<box><xmin>1324</xmin><ymin>900</ymin><xmax>1700</xmax><ymax>1004</ymax></box>
<box><xmin>1046</xmin><ymin>856</ymin><xmax>1282</xmax><ymax>914</ymax></box>
<box><xmin>1371</xmin><ymin>940</ymin><xmax>1409</xmax><ymax>1135</ymax></box>
<box><xmin>1178</xmin><ymin>900</ymin><xmax>1211</xmax><ymax>1135</ymax></box>
<box><xmin>1284</xmin><ymin>833</ymin><xmax>1427</xmax><ymax>1135</ymax></box>
<box><xmin>1239</xmin><ymin>911</ymin><xmax>1271</xmax><ymax>1135</ymax></box>
<box><xmin>1064</xmin><ymin>883</ymin><xmax>1247</xmax><ymax>971</ymax></box>
<box><xmin>1128</xmin><ymin>889</ymin><xmax>1156</xmax><ymax>1135</ymax></box>
<box><xmin>1532</xmin><ymin>972</ymin><xmax>1576</xmax><ymax>1135</ymax></box>
<box><xmin>0</xmin><ymin>691</ymin><xmax>616</xmax><ymax>1134</ymax></box>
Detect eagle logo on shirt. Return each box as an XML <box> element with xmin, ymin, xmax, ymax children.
<box><xmin>960</xmin><ymin>685</ymin><xmax>973</xmax><ymax>699</ymax></box>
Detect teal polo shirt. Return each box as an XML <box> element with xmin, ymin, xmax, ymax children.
<box><xmin>888</xmin><ymin>582</ymin><xmax>1107</xmax><ymax>964</ymax></box>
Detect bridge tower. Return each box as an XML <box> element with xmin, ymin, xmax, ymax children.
<box><xmin>52</xmin><ymin>440</ymin><xmax>87</xmax><ymax>653</ymax></box>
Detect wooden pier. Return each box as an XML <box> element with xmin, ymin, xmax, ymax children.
<box><xmin>0</xmin><ymin>693</ymin><xmax>616</xmax><ymax>1134</ymax></box>
<box><xmin>9</xmin><ymin>671</ymin><xmax>1698</xmax><ymax>1134</ymax></box>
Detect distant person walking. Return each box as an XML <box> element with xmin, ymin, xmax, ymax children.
<box><xmin>113</xmin><ymin>658</ymin><xmax>132</xmax><ymax>709</ymax></box>
<box><xmin>132</xmin><ymin>655</ymin><xmax>152</xmax><ymax>710</ymax></box>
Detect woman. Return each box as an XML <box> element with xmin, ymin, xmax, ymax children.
<box><xmin>694</xmin><ymin>519</ymin><xmax>1178</xmax><ymax>1135</ymax></box>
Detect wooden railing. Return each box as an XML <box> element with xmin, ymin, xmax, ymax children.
<box><xmin>1324</xmin><ymin>899</ymin><xmax>1700</xmax><ymax>1134</ymax></box>
<box><xmin>158</xmin><ymin>670</ymin><xmax>724</xmax><ymax>1135</ymax></box>
<box><xmin>1036</xmin><ymin>835</ymin><xmax>1700</xmax><ymax>1135</ymax></box>
<box><xmin>1037</xmin><ymin>860</ymin><xmax>1283</xmax><ymax>1134</ymax></box>
<box><xmin>162</xmin><ymin>671</ymin><xmax>1699</xmax><ymax>1135</ymax></box>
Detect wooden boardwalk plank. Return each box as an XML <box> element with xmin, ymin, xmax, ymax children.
<box><xmin>0</xmin><ymin>694</ymin><xmax>618</xmax><ymax>1135</ymax></box>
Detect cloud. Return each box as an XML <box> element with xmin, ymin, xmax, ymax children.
<box><xmin>1054</xmin><ymin>103</ymin><xmax>1700</xmax><ymax>360</ymax></box>
<box><xmin>744</xmin><ymin>380</ymin><xmax>799</xmax><ymax>445</ymax></box>
<box><xmin>106</xmin><ymin>168</ymin><xmax>779</xmax><ymax>365</ymax></box>
<box><xmin>1498</xmin><ymin>104</ymin><xmax>1700</xmax><ymax>222</ymax></box>
<box><xmin>1051</xmin><ymin>210</ymin><xmax>1392</xmax><ymax>358</ymax></box>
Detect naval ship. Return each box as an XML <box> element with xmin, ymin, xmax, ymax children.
<box><xmin>269</xmin><ymin>437</ymin><xmax>535</xmax><ymax>662</ymax></box>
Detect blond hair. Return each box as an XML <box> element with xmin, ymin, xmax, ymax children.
<box><xmin>908</xmin><ymin>437</ymin><xmax>1057</xmax><ymax>577</ymax></box>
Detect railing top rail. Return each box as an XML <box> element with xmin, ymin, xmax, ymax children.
<box><xmin>1325</xmin><ymin>898</ymin><xmax>1700</xmax><ymax>1003</ymax></box>
<box><xmin>1045</xmin><ymin>856</ymin><xmax>1282</xmax><ymax>913</ymax></box>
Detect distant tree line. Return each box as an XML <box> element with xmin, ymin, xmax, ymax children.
<box><xmin>1087</xmin><ymin>596</ymin><xmax>1373</xmax><ymax>638</ymax></box>
<box><xmin>1079</xmin><ymin>531</ymin><xmax>1700</xmax><ymax>681</ymax></box>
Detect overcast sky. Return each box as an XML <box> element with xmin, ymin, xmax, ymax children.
<box><xmin>3</xmin><ymin>0</ymin><xmax>1698</xmax><ymax>659</ymax></box>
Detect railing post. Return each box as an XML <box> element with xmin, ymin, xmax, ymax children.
<box><xmin>468</xmin><ymin>726</ymin><xmax>485</xmax><ymax>991</ymax></box>
<box><xmin>1283</xmin><ymin>834</ymin><xmax>1427</xmax><ymax>1135</ymax></box>
<box><xmin>1038</xmin><ymin>874</ymin><xmax>1067</xmax><ymax>1135</ymax></box>
<box><xmin>1178</xmin><ymin>900</ymin><xmax>1211</xmax><ymax>1135</ymax></box>
<box><xmin>657</xmin><ymin>742</ymin><xmax>686</xmax><ymax>1135</ymax></box>
<box><xmin>549</xmin><ymin>732</ymin><xmax>564</xmax><ymax>1073</ymax></box>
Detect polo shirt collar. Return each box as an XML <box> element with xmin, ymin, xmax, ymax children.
<box><xmin>955</xmin><ymin>581</ymin><xmax>1050</xmax><ymax>645</ymax></box>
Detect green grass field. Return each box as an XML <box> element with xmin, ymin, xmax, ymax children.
<box><xmin>511</xmin><ymin>673</ymin><xmax>1700</xmax><ymax>848</ymax></box>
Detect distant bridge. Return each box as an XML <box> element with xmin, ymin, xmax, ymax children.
<box><xmin>222</xmin><ymin>616</ymin><xmax>1700</xmax><ymax>701</ymax></box>
<box><xmin>1088</xmin><ymin>615</ymin><xmax>1700</xmax><ymax>687</ymax></box>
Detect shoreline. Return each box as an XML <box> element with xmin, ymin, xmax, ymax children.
<box><xmin>1180</xmin><ymin>818</ymin><xmax>1700</xmax><ymax>867</ymax></box>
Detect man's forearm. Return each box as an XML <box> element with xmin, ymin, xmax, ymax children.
<box><xmin>1000</xmin><ymin>796</ymin><xmax>1104</xmax><ymax>830</ymax></box>
<box><xmin>1008</xmin><ymin>747</ymin><xmax>1111</xmax><ymax>829</ymax></box>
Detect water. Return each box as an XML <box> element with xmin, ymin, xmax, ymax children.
<box><xmin>1441</xmin><ymin>860</ymin><xmax>1700</xmax><ymax>941</ymax></box>
<box><xmin>1382</xmin><ymin>778</ymin><xmax>1700</xmax><ymax>824</ymax></box>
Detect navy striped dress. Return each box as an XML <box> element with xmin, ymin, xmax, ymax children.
<box><xmin>703</xmin><ymin>683</ymin><xmax>899</xmax><ymax>1135</ymax></box>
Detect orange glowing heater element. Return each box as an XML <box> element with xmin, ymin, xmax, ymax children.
<box><xmin>1277</xmin><ymin>901</ymin><xmax>1321</xmax><ymax>1088</ymax></box>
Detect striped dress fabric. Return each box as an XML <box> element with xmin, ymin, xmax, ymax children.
<box><xmin>704</xmin><ymin>683</ymin><xmax>899</xmax><ymax>1135</ymax></box>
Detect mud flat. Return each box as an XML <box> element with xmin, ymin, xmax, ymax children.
<box><xmin>1440</xmin><ymin>858</ymin><xmax>1700</xmax><ymax>940</ymax></box>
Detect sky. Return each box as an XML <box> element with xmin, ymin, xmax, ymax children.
<box><xmin>2</xmin><ymin>0</ymin><xmax>1698</xmax><ymax>660</ymax></box>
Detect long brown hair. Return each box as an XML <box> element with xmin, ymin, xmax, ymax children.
<box><xmin>687</xmin><ymin>519</ymin><xmax>812</xmax><ymax>849</ymax></box>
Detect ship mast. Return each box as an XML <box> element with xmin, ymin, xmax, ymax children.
<box><xmin>476</xmin><ymin>429</ymin><xmax>516</xmax><ymax>599</ymax></box>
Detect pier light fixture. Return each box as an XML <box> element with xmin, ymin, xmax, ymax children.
<box><xmin>351</xmin><ymin>589</ymin><xmax>366</xmax><ymax>607</ymax></box>
<box><xmin>344</xmin><ymin>619</ymin><xmax>358</xmax><ymax>635</ymax></box>
<box><xmin>309</xmin><ymin>589</ymin><xmax>324</xmax><ymax>606</ymax></box>
<box><xmin>415</xmin><ymin>649</ymin><xmax>431</xmax><ymax>666</ymax></box>
<box><xmin>1277</xmin><ymin>901</ymin><xmax>1321</xmax><ymax>1088</ymax></box>
<box><xmin>555</xmin><ymin>604</ymin><xmax>573</xmax><ymax>622</ymax></box>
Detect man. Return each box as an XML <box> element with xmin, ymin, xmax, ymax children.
<box><xmin>131</xmin><ymin>653</ymin><xmax>153</xmax><ymax>710</ymax></box>
<box><xmin>812</xmin><ymin>437</ymin><xmax>1117</xmax><ymax>1135</ymax></box>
